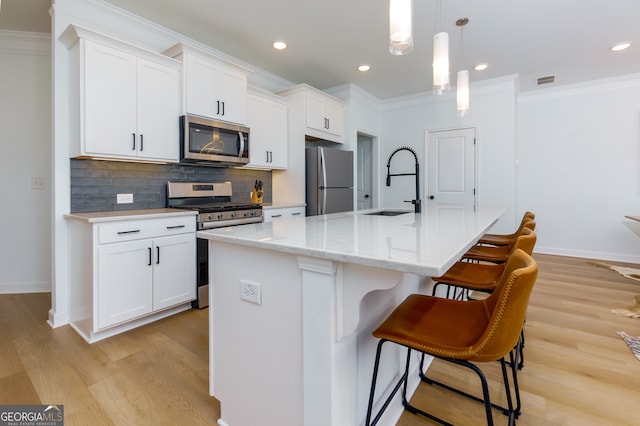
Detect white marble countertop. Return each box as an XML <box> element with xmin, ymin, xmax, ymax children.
<box><xmin>65</xmin><ymin>208</ymin><xmax>197</xmax><ymax>223</ymax></box>
<box><xmin>198</xmin><ymin>204</ymin><xmax>505</xmax><ymax>276</ymax></box>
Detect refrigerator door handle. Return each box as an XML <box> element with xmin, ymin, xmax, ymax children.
<box><xmin>320</xmin><ymin>147</ymin><xmax>327</xmax><ymax>215</ymax></box>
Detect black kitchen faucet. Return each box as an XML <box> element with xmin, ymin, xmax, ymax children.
<box><xmin>385</xmin><ymin>146</ymin><xmax>421</xmax><ymax>213</ymax></box>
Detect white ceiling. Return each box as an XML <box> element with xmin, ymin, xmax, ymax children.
<box><xmin>1</xmin><ymin>0</ymin><xmax>639</xmax><ymax>99</ymax></box>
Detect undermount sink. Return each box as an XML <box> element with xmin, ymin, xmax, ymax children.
<box><xmin>364</xmin><ymin>210</ymin><xmax>411</xmax><ymax>216</ymax></box>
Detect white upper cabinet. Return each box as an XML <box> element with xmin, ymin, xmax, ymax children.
<box><xmin>164</xmin><ymin>42</ymin><xmax>250</xmax><ymax>125</ymax></box>
<box><xmin>246</xmin><ymin>89</ymin><xmax>288</xmax><ymax>169</ymax></box>
<box><xmin>60</xmin><ymin>25</ymin><xmax>181</xmax><ymax>162</ymax></box>
<box><xmin>278</xmin><ymin>84</ymin><xmax>344</xmax><ymax>144</ymax></box>
<box><xmin>305</xmin><ymin>90</ymin><xmax>344</xmax><ymax>140</ymax></box>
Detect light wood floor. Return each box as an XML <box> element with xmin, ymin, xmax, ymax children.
<box><xmin>398</xmin><ymin>254</ymin><xmax>640</xmax><ymax>425</ymax></box>
<box><xmin>1</xmin><ymin>253</ymin><xmax>640</xmax><ymax>425</ymax></box>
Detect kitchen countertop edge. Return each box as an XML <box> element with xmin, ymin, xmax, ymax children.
<box><xmin>64</xmin><ymin>208</ymin><xmax>198</xmax><ymax>223</ymax></box>
<box><xmin>261</xmin><ymin>202</ymin><xmax>306</xmax><ymax>210</ymax></box>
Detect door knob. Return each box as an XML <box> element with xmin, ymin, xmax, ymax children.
<box><xmin>429</xmin><ymin>195</ymin><xmax>435</xmax><ymax>200</ymax></box>
<box><xmin>364</xmin><ymin>194</ymin><xmax>370</xmax><ymax>198</ymax></box>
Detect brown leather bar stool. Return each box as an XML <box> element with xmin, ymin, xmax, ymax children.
<box><xmin>463</xmin><ymin>221</ymin><xmax>535</xmax><ymax>263</ymax></box>
<box><xmin>477</xmin><ymin>211</ymin><xmax>535</xmax><ymax>247</ymax></box>
<box><xmin>433</xmin><ymin>228</ymin><xmax>537</xmax><ymax>299</ymax></box>
<box><xmin>431</xmin><ymin>228</ymin><xmax>537</xmax><ymax>370</ymax></box>
<box><xmin>365</xmin><ymin>249</ymin><xmax>538</xmax><ymax>426</ymax></box>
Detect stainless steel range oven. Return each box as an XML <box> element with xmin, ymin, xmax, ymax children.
<box><xmin>167</xmin><ymin>181</ymin><xmax>263</xmax><ymax>308</ymax></box>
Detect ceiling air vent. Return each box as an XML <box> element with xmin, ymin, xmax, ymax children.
<box><xmin>537</xmin><ymin>75</ymin><xmax>555</xmax><ymax>85</ymax></box>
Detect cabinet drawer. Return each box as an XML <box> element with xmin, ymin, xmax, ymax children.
<box><xmin>98</xmin><ymin>216</ymin><xmax>195</xmax><ymax>244</ymax></box>
<box><xmin>264</xmin><ymin>207</ymin><xmax>306</xmax><ymax>222</ymax></box>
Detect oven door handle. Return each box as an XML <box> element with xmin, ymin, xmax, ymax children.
<box><xmin>199</xmin><ymin>216</ymin><xmax>263</xmax><ymax>229</ymax></box>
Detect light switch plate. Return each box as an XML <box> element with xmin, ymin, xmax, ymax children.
<box><xmin>31</xmin><ymin>177</ymin><xmax>45</xmax><ymax>190</ymax></box>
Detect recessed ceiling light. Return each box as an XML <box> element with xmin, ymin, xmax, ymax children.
<box><xmin>272</xmin><ymin>41</ymin><xmax>287</xmax><ymax>50</ymax></box>
<box><xmin>474</xmin><ymin>63</ymin><xmax>488</xmax><ymax>71</ymax></box>
<box><xmin>611</xmin><ymin>42</ymin><xmax>631</xmax><ymax>52</ymax></box>
<box><xmin>358</xmin><ymin>64</ymin><xmax>371</xmax><ymax>72</ymax></box>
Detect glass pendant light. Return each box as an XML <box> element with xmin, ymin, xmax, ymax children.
<box><xmin>456</xmin><ymin>18</ymin><xmax>469</xmax><ymax>116</ymax></box>
<box><xmin>432</xmin><ymin>0</ymin><xmax>449</xmax><ymax>94</ymax></box>
<box><xmin>389</xmin><ymin>0</ymin><xmax>413</xmax><ymax>55</ymax></box>
<box><xmin>456</xmin><ymin>70</ymin><xmax>469</xmax><ymax>116</ymax></box>
<box><xmin>432</xmin><ymin>32</ymin><xmax>450</xmax><ymax>94</ymax></box>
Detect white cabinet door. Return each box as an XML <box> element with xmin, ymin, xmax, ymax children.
<box><xmin>216</xmin><ymin>65</ymin><xmax>248</xmax><ymax>125</ymax></box>
<box><xmin>153</xmin><ymin>233</ymin><xmax>196</xmax><ymax>310</ymax></box>
<box><xmin>97</xmin><ymin>239</ymin><xmax>153</xmax><ymax>329</ymax></box>
<box><xmin>322</xmin><ymin>99</ymin><xmax>344</xmax><ymax>138</ymax></box>
<box><xmin>185</xmin><ymin>54</ymin><xmax>247</xmax><ymax>125</ymax></box>
<box><xmin>305</xmin><ymin>91</ymin><xmax>344</xmax><ymax>142</ymax></box>
<box><xmin>136</xmin><ymin>58</ymin><xmax>181</xmax><ymax>161</ymax></box>
<box><xmin>84</xmin><ymin>41</ymin><xmax>138</xmax><ymax>157</ymax></box>
<box><xmin>305</xmin><ymin>92</ymin><xmax>327</xmax><ymax>134</ymax></box>
<box><xmin>247</xmin><ymin>93</ymin><xmax>288</xmax><ymax>169</ymax></box>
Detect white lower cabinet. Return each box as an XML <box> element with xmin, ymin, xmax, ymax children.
<box><xmin>68</xmin><ymin>213</ymin><xmax>196</xmax><ymax>343</ymax></box>
<box><xmin>263</xmin><ymin>206</ymin><xmax>306</xmax><ymax>222</ymax></box>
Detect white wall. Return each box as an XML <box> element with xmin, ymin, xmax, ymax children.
<box><xmin>376</xmin><ymin>76</ymin><xmax>520</xmax><ymax>234</ymax></box>
<box><xmin>0</xmin><ymin>31</ymin><xmax>51</xmax><ymax>293</ymax></box>
<box><xmin>518</xmin><ymin>75</ymin><xmax>640</xmax><ymax>263</ymax></box>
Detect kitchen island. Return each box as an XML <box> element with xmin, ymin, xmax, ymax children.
<box><xmin>198</xmin><ymin>204</ymin><xmax>505</xmax><ymax>426</ymax></box>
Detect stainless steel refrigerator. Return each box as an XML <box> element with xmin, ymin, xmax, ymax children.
<box><xmin>306</xmin><ymin>147</ymin><xmax>354</xmax><ymax>216</ymax></box>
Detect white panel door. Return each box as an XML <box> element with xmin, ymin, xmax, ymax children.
<box><xmin>427</xmin><ymin>127</ymin><xmax>476</xmax><ymax>205</ymax></box>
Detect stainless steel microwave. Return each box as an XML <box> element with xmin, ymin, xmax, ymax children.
<box><xmin>180</xmin><ymin>115</ymin><xmax>249</xmax><ymax>166</ymax></box>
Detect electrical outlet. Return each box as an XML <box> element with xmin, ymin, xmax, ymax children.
<box><xmin>240</xmin><ymin>280</ymin><xmax>262</xmax><ymax>305</ymax></box>
<box><xmin>117</xmin><ymin>193</ymin><xmax>133</xmax><ymax>204</ymax></box>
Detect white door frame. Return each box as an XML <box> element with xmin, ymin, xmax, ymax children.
<box><xmin>356</xmin><ymin>129</ymin><xmax>379</xmax><ymax>210</ymax></box>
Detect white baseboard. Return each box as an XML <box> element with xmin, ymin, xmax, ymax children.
<box><xmin>535</xmin><ymin>247</ymin><xmax>640</xmax><ymax>265</ymax></box>
<box><xmin>0</xmin><ymin>282</ymin><xmax>51</xmax><ymax>294</ymax></box>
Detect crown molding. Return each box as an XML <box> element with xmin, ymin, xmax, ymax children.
<box><xmin>519</xmin><ymin>73</ymin><xmax>640</xmax><ymax>104</ymax></box>
<box><xmin>0</xmin><ymin>30</ymin><xmax>50</xmax><ymax>55</ymax></box>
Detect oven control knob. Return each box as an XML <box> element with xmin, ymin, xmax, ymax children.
<box><xmin>231</xmin><ymin>212</ymin><xmax>237</xmax><ymax>218</ymax></box>
<box><xmin>208</xmin><ymin>214</ymin><xmax>213</xmax><ymax>220</ymax></box>
<box><xmin>243</xmin><ymin>212</ymin><xmax>248</xmax><ymax>217</ymax></box>
<box><xmin>217</xmin><ymin>213</ymin><xmax>224</xmax><ymax>220</ymax></box>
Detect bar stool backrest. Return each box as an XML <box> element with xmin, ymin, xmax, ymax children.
<box><xmin>466</xmin><ymin>249</ymin><xmax>538</xmax><ymax>362</ymax></box>
<box><xmin>509</xmin><ymin>227</ymin><xmax>537</xmax><ymax>256</ymax></box>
